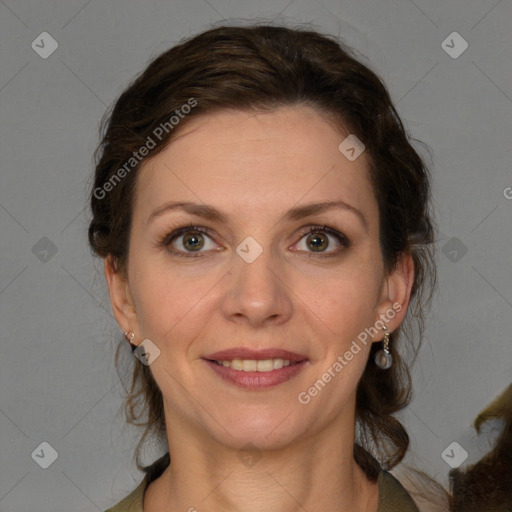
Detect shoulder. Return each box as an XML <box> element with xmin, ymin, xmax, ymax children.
<box><xmin>104</xmin><ymin>452</ymin><xmax>170</xmax><ymax>512</ymax></box>
<box><xmin>388</xmin><ymin>464</ymin><xmax>451</xmax><ymax>512</ymax></box>
<box><xmin>378</xmin><ymin>470</ymin><xmax>420</xmax><ymax>512</ymax></box>
<box><xmin>103</xmin><ymin>478</ymin><xmax>146</xmax><ymax>512</ymax></box>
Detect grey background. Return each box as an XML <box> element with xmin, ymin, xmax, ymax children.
<box><xmin>1</xmin><ymin>0</ymin><xmax>511</xmax><ymax>510</ymax></box>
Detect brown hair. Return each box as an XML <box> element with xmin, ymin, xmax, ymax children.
<box><xmin>88</xmin><ymin>23</ymin><xmax>437</xmax><ymax>477</ymax></box>
<box><xmin>449</xmin><ymin>384</ymin><xmax>512</xmax><ymax>511</ymax></box>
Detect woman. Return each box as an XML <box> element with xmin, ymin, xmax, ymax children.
<box><xmin>89</xmin><ymin>24</ymin><xmax>444</xmax><ymax>511</ymax></box>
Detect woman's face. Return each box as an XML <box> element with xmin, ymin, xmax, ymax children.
<box><xmin>106</xmin><ymin>105</ymin><xmax>412</xmax><ymax>450</ymax></box>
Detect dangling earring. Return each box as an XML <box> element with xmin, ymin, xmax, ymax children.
<box><xmin>123</xmin><ymin>331</ymin><xmax>137</xmax><ymax>353</ymax></box>
<box><xmin>374</xmin><ymin>327</ymin><xmax>392</xmax><ymax>369</ymax></box>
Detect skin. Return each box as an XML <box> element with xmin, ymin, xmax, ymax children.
<box><xmin>105</xmin><ymin>105</ymin><xmax>414</xmax><ymax>512</ymax></box>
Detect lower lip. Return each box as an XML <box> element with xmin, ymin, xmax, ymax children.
<box><xmin>204</xmin><ymin>359</ymin><xmax>308</xmax><ymax>390</ymax></box>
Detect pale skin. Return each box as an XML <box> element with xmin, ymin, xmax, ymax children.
<box><xmin>105</xmin><ymin>105</ymin><xmax>414</xmax><ymax>512</ymax></box>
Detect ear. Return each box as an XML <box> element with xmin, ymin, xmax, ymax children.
<box><xmin>373</xmin><ymin>251</ymin><xmax>415</xmax><ymax>341</ymax></box>
<box><xmin>104</xmin><ymin>254</ymin><xmax>140</xmax><ymax>344</ymax></box>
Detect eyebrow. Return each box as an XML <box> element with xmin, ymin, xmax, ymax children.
<box><xmin>147</xmin><ymin>200</ymin><xmax>368</xmax><ymax>232</ymax></box>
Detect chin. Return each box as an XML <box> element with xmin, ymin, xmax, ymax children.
<box><xmin>214</xmin><ymin>408</ymin><xmax>303</xmax><ymax>449</ymax></box>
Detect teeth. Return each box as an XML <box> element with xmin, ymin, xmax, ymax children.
<box><xmin>273</xmin><ymin>358</ymin><xmax>283</xmax><ymax>369</ymax></box>
<box><xmin>231</xmin><ymin>359</ymin><xmax>243</xmax><ymax>370</ymax></box>
<box><xmin>242</xmin><ymin>359</ymin><xmax>257</xmax><ymax>371</ymax></box>
<box><xmin>215</xmin><ymin>358</ymin><xmax>296</xmax><ymax>372</ymax></box>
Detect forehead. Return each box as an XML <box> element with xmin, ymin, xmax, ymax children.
<box><xmin>134</xmin><ymin>105</ymin><xmax>378</xmax><ymax>228</ymax></box>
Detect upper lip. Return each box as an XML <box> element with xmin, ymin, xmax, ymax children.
<box><xmin>204</xmin><ymin>347</ymin><xmax>308</xmax><ymax>362</ymax></box>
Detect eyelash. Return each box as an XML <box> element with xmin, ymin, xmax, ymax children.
<box><xmin>157</xmin><ymin>223</ymin><xmax>350</xmax><ymax>258</ymax></box>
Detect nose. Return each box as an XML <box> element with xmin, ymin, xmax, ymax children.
<box><xmin>221</xmin><ymin>244</ymin><xmax>293</xmax><ymax>329</ymax></box>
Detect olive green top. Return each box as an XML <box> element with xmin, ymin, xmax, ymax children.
<box><xmin>105</xmin><ymin>452</ymin><xmax>419</xmax><ymax>512</ymax></box>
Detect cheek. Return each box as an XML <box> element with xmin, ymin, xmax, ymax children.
<box><xmin>291</xmin><ymin>261</ymin><xmax>382</xmax><ymax>338</ymax></box>
<box><xmin>130</xmin><ymin>261</ymin><xmax>220</xmax><ymax>342</ymax></box>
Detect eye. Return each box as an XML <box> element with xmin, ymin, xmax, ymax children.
<box><xmin>292</xmin><ymin>225</ymin><xmax>350</xmax><ymax>255</ymax></box>
<box><xmin>158</xmin><ymin>224</ymin><xmax>349</xmax><ymax>258</ymax></box>
<box><xmin>159</xmin><ymin>225</ymin><xmax>220</xmax><ymax>257</ymax></box>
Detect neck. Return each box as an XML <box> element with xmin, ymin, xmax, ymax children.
<box><xmin>144</xmin><ymin>407</ymin><xmax>379</xmax><ymax>512</ymax></box>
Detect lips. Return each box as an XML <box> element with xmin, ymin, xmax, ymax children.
<box><xmin>202</xmin><ymin>347</ymin><xmax>309</xmax><ymax>390</ymax></box>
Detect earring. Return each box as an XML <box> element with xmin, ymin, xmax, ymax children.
<box><xmin>374</xmin><ymin>327</ymin><xmax>392</xmax><ymax>369</ymax></box>
<box><xmin>123</xmin><ymin>331</ymin><xmax>137</xmax><ymax>353</ymax></box>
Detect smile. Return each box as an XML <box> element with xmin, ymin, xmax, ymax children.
<box><xmin>203</xmin><ymin>347</ymin><xmax>309</xmax><ymax>389</ymax></box>
<box><xmin>212</xmin><ymin>358</ymin><xmax>298</xmax><ymax>372</ymax></box>
<box><xmin>203</xmin><ymin>359</ymin><xmax>308</xmax><ymax>390</ymax></box>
